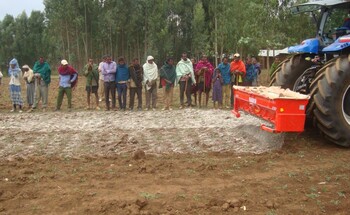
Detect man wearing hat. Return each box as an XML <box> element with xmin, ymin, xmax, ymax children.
<box><xmin>55</xmin><ymin>59</ymin><xmax>78</xmax><ymax>111</ymax></box>
<box><xmin>230</xmin><ymin>53</ymin><xmax>246</xmax><ymax>106</ymax></box>
<box><xmin>143</xmin><ymin>56</ymin><xmax>158</xmax><ymax>110</ymax></box>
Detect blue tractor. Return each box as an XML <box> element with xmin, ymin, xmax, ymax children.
<box><xmin>270</xmin><ymin>0</ymin><xmax>350</xmax><ymax>147</ymax></box>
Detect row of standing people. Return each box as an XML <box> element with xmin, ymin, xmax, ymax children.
<box><xmin>95</xmin><ymin>52</ymin><xmax>223</xmax><ymax>111</ymax></box>
<box><xmin>4</xmin><ymin>57</ymin><xmax>51</xmax><ymax>112</ymax></box>
<box><xmin>5</xmin><ymin>57</ymin><xmax>80</xmax><ymax>112</ymax></box>
<box><xmin>95</xmin><ymin>52</ymin><xmax>260</xmax><ymax>111</ymax></box>
<box><xmin>3</xmin><ymin>53</ymin><xmax>260</xmax><ymax>112</ymax></box>
<box><xmin>191</xmin><ymin>53</ymin><xmax>261</xmax><ymax>109</ymax></box>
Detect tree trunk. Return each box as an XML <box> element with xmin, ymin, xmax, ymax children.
<box><xmin>84</xmin><ymin>1</ymin><xmax>88</xmax><ymax>61</ymax></box>
<box><xmin>66</xmin><ymin>20</ymin><xmax>70</xmax><ymax>61</ymax></box>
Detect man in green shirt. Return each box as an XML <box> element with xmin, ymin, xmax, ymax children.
<box><xmin>83</xmin><ymin>58</ymin><xmax>100</xmax><ymax>110</ymax></box>
<box><xmin>28</xmin><ymin>56</ymin><xmax>51</xmax><ymax>112</ymax></box>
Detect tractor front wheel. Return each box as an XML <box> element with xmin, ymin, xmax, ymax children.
<box><xmin>269</xmin><ymin>54</ymin><xmax>314</xmax><ymax>89</ymax></box>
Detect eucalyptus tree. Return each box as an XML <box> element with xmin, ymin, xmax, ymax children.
<box><xmin>191</xmin><ymin>0</ymin><xmax>209</xmax><ymax>59</ymax></box>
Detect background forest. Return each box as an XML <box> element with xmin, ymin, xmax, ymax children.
<box><xmin>0</xmin><ymin>0</ymin><xmax>313</xmax><ymax>72</ymax></box>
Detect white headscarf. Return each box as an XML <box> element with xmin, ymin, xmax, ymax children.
<box><xmin>143</xmin><ymin>57</ymin><xmax>158</xmax><ymax>90</ymax></box>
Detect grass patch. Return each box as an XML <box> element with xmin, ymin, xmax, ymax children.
<box><xmin>140</xmin><ymin>192</ymin><xmax>160</xmax><ymax>200</ymax></box>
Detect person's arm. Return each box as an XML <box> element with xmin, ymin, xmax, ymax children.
<box><xmin>33</xmin><ymin>62</ymin><xmax>39</xmax><ymax>73</ymax></box>
<box><xmin>101</xmin><ymin>63</ymin><xmax>107</xmax><ymax>75</ymax></box>
<box><xmin>143</xmin><ymin>66</ymin><xmax>148</xmax><ymax>84</ymax></box>
<box><xmin>98</xmin><ymin>62</ymin><xmax>103</xmax><ymax>72</ymax></box>
<box><xmin>108</xmin><ymin>62</ymin><xmax>117</xmax><ymax>74</ymax></box>
<box><xmin>240</xmin><ymin>62</ymin><xmax>246</xmax><ymax>76</ymax></box>
<box><xmin>127</xmin><ymin>67</ymin><xmax>130</xmax><ymax>80</ymax></box>
<box><xmin>70</xmin><ymin>73</ymin><xmax>78</xmax><ymax>83</ymax></box>
<box><xmin>209</xmin><ymin>63</ymin><xmax>214</xmax><ymax>73</ymax></box>
<box><xmin>212</xmin><ymin>73</ymin><xmax>216</xmax><ymax>84</ymax></box>
<box><xmin>229</xmin><ymin>62</ymin><xmax>234</xmax><ymax>72</ymax></box>
<box><xmin>83</xmin><ymin>65</ymin><xmax>89</xmax><ymax>76</ymax></box>
<box><xmin>130</xmin><ymin>67</ymin><xmax>137</xmax><ymax>83</ymax></box>
<box><xmin>23</xmin><ymin>72</ymin><xmax>28</xmax><ymax>80</ymax></box>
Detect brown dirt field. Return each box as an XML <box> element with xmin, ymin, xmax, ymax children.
<box><xmin>0</xmin><ymin>75</ymin><xmax>350</xmax><ymax>214</ymax></box>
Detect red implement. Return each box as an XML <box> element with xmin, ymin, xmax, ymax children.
<box><xmin>231</xmin><ymin>86</ymin><xmax>310</xmax><ymax>133</ymax></box>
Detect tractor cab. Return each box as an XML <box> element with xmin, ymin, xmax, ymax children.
<box><xmin>288</xmin><ymin>0</ymin><xmax>350</xmax><ymax>54</ymax></box>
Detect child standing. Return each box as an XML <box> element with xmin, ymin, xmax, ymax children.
<box><xmin>212</xmin><ymin>68</ymin><xmax>223</xmax><ymax>109</ymax></box>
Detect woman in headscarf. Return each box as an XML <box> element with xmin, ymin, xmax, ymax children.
<box><xmin>8</xmin><ymin>58</ymin><xmax>24</xmax><ymax>112</ymax></box>
<box><xmin>159</xmin><ymin>57</ymin><xmax>176</xmax><ymax>110</ymax></box>
<box><xmin>22</xmin><ymin>65</ymin><xmax>35</xmax><ymax>109</ymax></box>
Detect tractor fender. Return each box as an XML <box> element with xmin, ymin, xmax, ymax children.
<box><xmin>288</xmin><ymin>38</ymin><xmax>320</xmax><ymax>54</ymax></box>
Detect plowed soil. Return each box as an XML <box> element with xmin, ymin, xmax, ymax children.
<box><xmin>0</xmin><ymin>76</ymin><xmax>349</xmax><ymax>214</ymax></box>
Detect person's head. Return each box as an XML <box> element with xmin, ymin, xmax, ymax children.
<box><xmin>233</xmin><ymin>53</ymin><xmax>241</xmax><ymax>62</ymax></box>
<box><xmin>181</xmin><ymin>52</ymin><xmax>188</xmax><ymax>61</ymax></box>
<box><xmin>39</xmin><ymin>57</ymin><xmax>44</xmax><ymax>64</ymax></box>
<box><xmin>215</xmin><ymin>68</ymin><xmax>221</xmax><ymax>74</ymax></box>
<box><xmin>118</xmin><ymin>57</ymin><xmax>125</xmax><ymax>65</ymax></box>
<box><xmin>246</xmin><ymin>57</ymin><xmax>252</xmax><ymax>64</ymax></box>
<box><xmin>88</xmin><ymin>58</ymin><xmax>94</xmax><ymax>64</ymax></box>
<box><xmin>106</xmin><ymin>55</ymin><xmax>112</xmax><ymax>64</ymax></box>
<box><xmin>166</xmin><ymin>57</ymin><xmax>174</xmax><ymax>66</ymax></box>
<box><xmin>190</xmin><ymin>58</ymin><xmax>196</xmax><ymax>64</ymax></box>
<box><xmin>133</xmin><ymin>58</ymin><xmax>139</xmax><ymax>65</ymax></box>
<box><xmin>252</xmin><ymin>57</ymin><xmax>258</xmax><ymax>64</ymax></box>
<box><xmin>201</xmin><ymin>55</ymin><xmax>208</xmax><ymax>62</ymax></box>
<box><xmin>61</xmin><ymin>59</ymin><xmax>68</xmax><ymax>68</ymax></box>
<box><xmin>147</xmin><ymin>56</ymin><xmax>154</xmax><ymax>64</ymax></box>
<box><xmin>22</xmin><ymin>65</ymin><xmax>29</xmax><ymax>72</ymax></box>
<box><xmin>10</xmin><ymin>58</ymin><xmax>18</xmax><ymax>69</ymax></box>
<box><xmin>222</xmin><ymin>56</ymin><xmax>228</xmax><ymax>64</ymax></box>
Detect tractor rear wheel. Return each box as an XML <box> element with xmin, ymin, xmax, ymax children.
<box><xmin>269</xmin><ymin>54</ymin><xmax>313</xmax><ymax>89</ymax></box>
<box><xmin>311</xmin><ymin>55</ymin><xmax>350</xmax><ymax>147</ymax></box>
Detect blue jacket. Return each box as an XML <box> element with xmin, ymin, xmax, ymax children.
<box><xmin>218</xmin><ymin>62</ymin><xmax>231</xmax><ymax>85</ymax></box>
<box><xmin>245</xmin><ymin>63</ymin><xmax>256</xmax><ymax>82</ymax></box>
<box><xmin>116</xmin><ymin>64</ymin><xmax>130</xmax><ymax>83</ymax></box>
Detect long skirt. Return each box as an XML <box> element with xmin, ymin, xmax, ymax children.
<box><xmin>212</xmin><ymin>80</ymin><xmax>223</xmax><ymax>103</ymax></box>
<box><xmin>26</xmin><ymin>83</ymin><xmax>35</xmax><ymax>106</ymax></box>
<box><xmin>9</xmin><ymin>85</ymin><xmax>24</xmax><ymax>106</ymax></box>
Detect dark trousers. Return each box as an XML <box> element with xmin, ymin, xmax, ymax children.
<box><xmin>104</xmin><ymin>81</ymin><xmax>116</xmax><ymax>110</ymax></box>
<box><xmin>179</xmin><ymin>79</ymin><xmax>192</xmax><ymax>106</ymax></box>
<box><xmin>129</xmin><ymin>87</ymin><xmax>142</xmax><ymax>109</ymax></box>
<box><xmin>117</xmin><ymin>83</ymin><xmax>127</xmax><ymax>109</ymax></box>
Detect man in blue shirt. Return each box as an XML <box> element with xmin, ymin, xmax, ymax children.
<box><xmin>116</xmin><ymin>57</ymin><xmax>130</xmax><ymax>111</ymax></box>
<box><xmin>55</xmin><ymin>59</ymin><xmax>78</xmax><ymax>111</ymax></box>
<box><xmin>218</xmin><ymin>56</ymin><xmax>231</xmax><ymax>108</ymax></box>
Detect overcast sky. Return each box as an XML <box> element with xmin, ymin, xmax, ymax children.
<box><xmin>0</xmin><ymin>0</ymin><xmax>45</xmax><ymax>20</ymax></box>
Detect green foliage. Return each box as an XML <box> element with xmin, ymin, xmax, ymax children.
<box><xmin>192</xmin><ymin>0</ymin><xmax>209</xmax><ymax>57</ymax></box>
<box><xmin>0</xmin><ymin>0</ymin><xmax>327</xmax><ymax>70</ymax></box>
